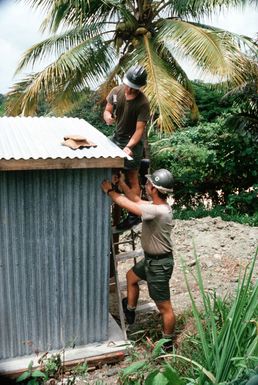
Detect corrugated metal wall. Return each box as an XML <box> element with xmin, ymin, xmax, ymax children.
<box><xmin>0</xmin><ymin>168</ymin><xmax>111</xmax><ymax>359</ymax></box>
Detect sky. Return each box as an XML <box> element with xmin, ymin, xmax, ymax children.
<box><xmin>0</xmin><ymin>0</ymin><xmax>257</xmax><ymax>94</ymax></box>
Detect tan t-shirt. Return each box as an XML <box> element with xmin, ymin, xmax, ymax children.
<box><xmin>140</xmin><ymin>202</ymin><xmax>174</xmax><ymax>255</ymax></box>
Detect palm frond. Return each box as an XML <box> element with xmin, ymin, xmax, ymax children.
<box><xmin>155</xmin><ymin>43</ymin><xmax>200</xmax><ymax>120</ymax></box>
<box><xmin>46</xmin><ymin>1</ymin><xmax>115</xmax><ymax>31</ymax></box>
<box><xmin>190</xmin><ymin>21</ymin><xmax>258</xmax><ymax>55</ymax></box>
<box><xmin>7</xmin><ymin>38</ymin><xmax>116</xmax><ymax>115</ymax></box>
<box><xmin>223</xmin><ymin>78</ymin><xmax>258</xmax><ymax>133</ymax></box>
<box><xmin>23</xmin><ymin>0</ymin><xmax>109</xmax><ymax>32</ymax></box>
<box><xmin>158</xmin><ymin>0</ymin><xmax>257</xmax><ymax>19</ymax></box>
<box><xmin>157</xmin><ymin>18</ymin><xmax>256</xmax><ymax>85</ymax></box>
<box><xmin>23</xmin><ymin>0</ymin><xmax>134</xmax><ymax>33</ymax></box>
<box><xmin>5</xmin><ymin>76</ymin><xmax>38</xmax><ymax>116</ymax></box>
<box><xmin>136</xmin><ymin>36</ymin><xmax>194</xmax><ymax>131</ymax></box>
<box><xmin>15</xmin><ymin>23</ymin><xmax>112</xmax><ymax>74</ymax></box>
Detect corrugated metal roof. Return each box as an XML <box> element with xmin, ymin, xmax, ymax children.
<box><xmin>0</xmin><ymin>116</ymin><xmax>128</xmax><ymax>161</ymax></box>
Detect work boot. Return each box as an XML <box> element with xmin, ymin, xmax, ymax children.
<box><xmin>116</xmin><ymin>213</ymin><xmax>141</xmax><ymax>231</ymax></box>
<box><xmin>162</xmin><ymin>339</ymin><xmax>174</xmax><ymax>353</ymax></box>
<box><xmin>122</xmin><ymin>297</ymin><xmax>136</xmax><ymax>325</ymax></box>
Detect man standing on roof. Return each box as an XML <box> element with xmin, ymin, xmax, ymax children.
<box><xmin>101</xmin><ymin>168</ymin><xmax>176</xmax><ymax>351</ymax></box>
<box><xmin>103</xmin><ymin>64</ymin><xmax>150</xmax><ymax>230</ymax></box>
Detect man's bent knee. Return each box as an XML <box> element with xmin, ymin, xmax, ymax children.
<box><xmin>126</xmin><ymin>269</ymin><xmax>141</xmax><ymax>284</ymax></box>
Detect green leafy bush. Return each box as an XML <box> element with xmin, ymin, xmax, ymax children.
<box><xmin>150</xmin><ymin>118</ymin><xmax>258</xmax><ymax>211</ymax></box>
<box><xmin>192</xmin><ymin>82</ymin><xmax>234</xmax><ymax>123</ymax></box>
<box><xmin>227</xmin><ymin>368</ymin><xmax>258</xmax><ymax>385</ymax></box>
<box><xmin>119</xmin><ymin>339</ymin><xmax>186</xmax><ymax>385</ymax></box>
<box><xmin>226</xmin><ymin>186</ymin><xmax>258</xmax><ymax>215</ymax></box>
<box><xmin>16</xmin><ymin>361</ymin><xmax>47</xmax><ymax>385</ymax></box>
<box><xmin>16</xmin><ymin>352</ymin><xmax>88</xmax><ymax>385</ymax></box>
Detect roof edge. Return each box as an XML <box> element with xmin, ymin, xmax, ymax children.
<box><xmin>0</xmin><ymin>158</ymin><xmax>124</xmax><ymax>171</ymax></box>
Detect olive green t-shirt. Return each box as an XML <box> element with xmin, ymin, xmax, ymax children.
<box><xmin>107</xmin><ymin>85</ymin><xmax>150</xmax><ymax>140</ymax></box>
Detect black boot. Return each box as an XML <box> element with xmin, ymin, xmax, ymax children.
<box><xmin>116</xmin><ymin>213</ymin><xmax>141</xmax><ymax>231</ymax></box>
<box><xmin>161</xmin><ymin>333</ymin><xmax>175</xmax><ymax>353</ymax></box>
<box><xmin>122</xmin><ymin>298</ymin><xmax>136</xmax><ymax>325</ymax></box>
<box><xmin>162</xmin><ymin>339</ymin><xmax>174</xmax><ymax>352</ymax></box>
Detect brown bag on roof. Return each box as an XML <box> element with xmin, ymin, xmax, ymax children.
<box><xmin>62</xmin><ymin>135</ymin><xmax>97</xmax><ymax>150</ymax></box>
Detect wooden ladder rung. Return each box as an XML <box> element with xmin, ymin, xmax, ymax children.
<box><xmin>113</xmin><ymin>239</ymin><xmax>134</xmax><ymax>246</ymax></box>
<box><xmin>115</xmin><ymin>249</ymin><xmax>144</xmax><ymax>262</ymax></box>
<box><xmin>136</xmin><ymin>302</ymin><xmax>157</xmax><ymax>313</ymax></box>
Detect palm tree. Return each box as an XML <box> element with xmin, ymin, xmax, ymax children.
<box><xmin>224</xmin><ymin>77</ymin><xmax>258</xmax><ymax>134</ymax></box>
<box><xmin>6</xmin><ymin>0</ymin><xmax>257</xmax><ymax>131</ymax></box>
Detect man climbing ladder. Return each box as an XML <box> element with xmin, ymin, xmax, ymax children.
<box><xmin>101</xmin><ymin>168</ymin><xmax>176</xmax><ymax>351</ymax></box>
<box><xmin>103</xmin><ymin>64</ymin><xmax>150</xmax><ymax>230</ymax></box>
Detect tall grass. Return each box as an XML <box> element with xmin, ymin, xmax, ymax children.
<box><xmin>119</xmin><ymin>250</ymin><xmax>257</xmax><ymax>384</ymax></box>
<box><xmin>182</xmin><ymin>249</ymin><xmax>258</xmax><ymax>384</ymax></box>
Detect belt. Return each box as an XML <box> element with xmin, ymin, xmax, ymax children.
<box><xmin>145</xmin><ymin>252</ymin><xmax>173</xmax><ymax>260</ymax></box>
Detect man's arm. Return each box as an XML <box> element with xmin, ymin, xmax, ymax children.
<box><xmin>123</xmin><ymin>121</ymin><xmax>146</xmax><ymax>156</ymax></box>
<box><xmin>112</xmin><ymin>173</ymin><xmax>150</xmax><ymax>204</ymax></box>
<box><xmin>101</xmin><ymin>180</ymin><xmax>144</xmax><ymax>216</ymax></box>
<box><xmin>116</xmin><ymin>176</ymin><xmax>142</xmax><ymax>202</ymax></box>
<box><xmin>103</xmin><ymin>102</ymin><xmax>115</xmax><ymax>125</ymax></box>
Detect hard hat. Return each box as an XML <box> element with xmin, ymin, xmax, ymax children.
<box><xmin>145</xmin><ymin>169</ymin><xmax>174</xmax><ymax>193</ymax></box>
<box><xmin>123</xmin><ymin>65</ymin><xmax>147</xmax><ymax>89</ymax></box>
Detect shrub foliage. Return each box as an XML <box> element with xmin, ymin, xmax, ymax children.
<box><xmin>150</xmin><ymin>118</ymin><xmax>258</xmax><ymax>213</ymax></box>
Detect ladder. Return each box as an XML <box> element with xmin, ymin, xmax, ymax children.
<box><xmin>110</xmin><ymin>226</ymin><xmax>156</xmax><ymax>339</ymax></box>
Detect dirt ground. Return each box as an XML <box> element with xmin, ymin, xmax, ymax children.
<box><xmin>78</xmin><ymin>216</ymin><xmax>258</xmax><ymax>385</ymax></box>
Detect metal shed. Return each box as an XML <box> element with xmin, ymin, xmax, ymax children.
<box><xmin>0</xmin><ymin>116</ymin><xmax>127</xmax><ymax>372</ymax></box>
